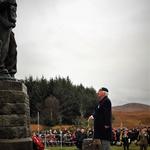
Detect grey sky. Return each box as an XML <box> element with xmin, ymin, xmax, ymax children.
<box><xmin>15</xmin><ymin>0</ymin><xmax>150</xmax><ymax>106</ymax></box>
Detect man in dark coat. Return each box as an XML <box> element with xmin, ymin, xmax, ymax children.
<box><xmin>89</xmin><ymin>87</ymin><xmax>112</xmax><ymax>150</ymax></box>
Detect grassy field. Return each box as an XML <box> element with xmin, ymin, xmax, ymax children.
<box><xmin>45</xmin><ymin>144</ymin><xmax>150</xmax><ymax>150</ymax></box>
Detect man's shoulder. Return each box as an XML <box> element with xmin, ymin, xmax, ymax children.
<box><xmin>103</xmin><ymin>97</ymin><xmax>111</xmax><ymax>106</ymax></box>
<box><xmin>104</xmin><ymin>96</ymin><xmax>111</xmax><ymax>102</ymax></box>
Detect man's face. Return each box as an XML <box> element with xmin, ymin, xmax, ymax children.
<box><xmin>97</xmin><ymin>90</ymin><xmax>105</xmax><ymax>98</ymax></box>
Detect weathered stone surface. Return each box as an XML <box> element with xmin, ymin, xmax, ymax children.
<box><xmin>0</xmin><ymin>138</ymin><xmax>33</xmax><ymax>150</ymax></box>
<box><xmin>0</xmin><ymin>91</ymin><xmax>28</xmax><ymax>103</ymax></box>
<box><xmin>0</xmin><ymin>80</ymin><xmax>27</xmax><ymax>94</ymax></box>
<box><xmin>0</xmin><ymin>126</ymin><xmax>30</xmax><ymax>139</ymax></box>
<box><xmin>0</xmin><ymin>103</ymin><xmax>28</xmax><ymax>115</ymax></box>
<box><xmin>0</xmin><ymin>80</ymin><xmax>32</xmax><ymax>150</ymax></box>
<box><xmin>0</xmin><ymin>114</ymin><xmax>27</xmax><ymax>127</ymax></box>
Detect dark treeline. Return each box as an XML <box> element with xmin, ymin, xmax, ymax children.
<box><xmin>24</xmin><ymin>76</ymin><xmax>97</xmax><ymax>126</ymax></box>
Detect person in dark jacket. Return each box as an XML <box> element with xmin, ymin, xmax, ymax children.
<box><xmin>147</xmin><ymin>127</ymin><xmax>150</xmax><ymax>146</ymax></box>
<box><xmin>122</xmin><ymin>130</ymin><xmax>130</xmax><ymax>150</ymax></box>
<box><xmin>78</xmin><ymin>128</ymin><xmax>87</xmax><ymax>150</ymax></box>
<box><xmin>75</xmin><ymin>128</ymin><xmax>82</xmax><ymax>149</ymax></box>
<box><xmin>75</xmin><ymin>128</ymin><xmax>87</xmax><ymax>150</ymax></box>
<box><xmin>89</xmin><ymin>87</ymin><xmax>112</xmax><ymax>150</ymax></box>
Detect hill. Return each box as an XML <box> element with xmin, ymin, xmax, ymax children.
<box><xmin>31</xmin><ymin>103</ymin><xmax>150</xmax><ymax>131</ymax></box>
<box><xmin>113</xmin><ymin>103</ymin><xmax>150</xmax><ymax>112</ymax></box>
<box><xmin>112</xmin><ymin>103</ymin><xmax>150</xmax><ymax>128</ymax></box>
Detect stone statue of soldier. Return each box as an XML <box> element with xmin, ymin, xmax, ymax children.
<box><xmin>0</xmin><ymin>0</ymin><xmax>17</xmax><ymax>79</ymax></box>
<box><xmin>0</xmin><ymin>1</ymin><xmax>33</xmax><ymax>149</ymax></box>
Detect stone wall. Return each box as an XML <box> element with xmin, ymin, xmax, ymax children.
<box><xmin>0</xmin><ymin>80</ymin><xmax>33</xmax><ymax>150</ymax></box>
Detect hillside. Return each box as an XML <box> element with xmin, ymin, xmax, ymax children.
<box><xmin>31</xmin><ymin>103</ymin><xmax>150</xmax><ymax>131</ymax></box>
<box><xmin>112</xmin><ymin>103</ymin><xmax>150</xmax><ymax>128</ymax></box>
<box><xmin>113</xmin><ymin>103</ymin><xmax>150</xmax><ymax>112</ymax></box>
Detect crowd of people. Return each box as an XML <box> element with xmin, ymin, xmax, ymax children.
<box><xmin>32</xmin><ymin>126</ymin><xmax>150</xmax><ymax>149</ymax></box>
<box><xmin>111</xmin><ymin>127</ymin><xmax>150</xmax><ymax>150</ymax></box>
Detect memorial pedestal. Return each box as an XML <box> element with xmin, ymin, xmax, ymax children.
<box><xmin>0</xmin><ymin>80</ymin><xmax>33</xmax><ymax>150</ymax></box>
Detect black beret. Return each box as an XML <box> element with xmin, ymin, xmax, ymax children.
<box><xmin>99</xmin><ymin>87</ymin><xmax>109</xmax><ymax>92</ymax></box>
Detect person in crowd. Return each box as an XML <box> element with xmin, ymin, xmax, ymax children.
<box><xmin>89</xmin><ymin>87</ymin><xmax>112</xmax><ymax>150</ymax></box>
<box><xmin>77</xmin><ymin>128</ymin><xmax>87</xmax><ymax>150</ymax></box>
<box><xmin>122</xmin><ymin>130</ymin><xmax>130</xmax><ymax>150</ymax></box>
<box><xmin>32</xmin><ymin>133</ymin><xmax>44</xmax><ymax>150</ymax></box>
<box><xmin>147</xmin><ymin>127</ymin><xmax>150</xmax><ymax>146</ymax></box>
<box><xmin>111</xmin><ymin>129</ymin><xmax>117</xmax><ymax>145</ymax></box>
<box><xmin>75</xmin><ymin>128</ymin><xmax>82</xmax><ymax>149</ymax></box>
<box><xmin>137</xmin><ymin>128</ymin><xmax>148</xmax><ymax>150</ymax></box>
<box><xmin>87</xmin><ymin>128</ymin><xmax>94</xmax><ymax>138</ymax></box>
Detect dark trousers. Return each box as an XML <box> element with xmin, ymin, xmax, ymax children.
<box><xmin>123</xmin><ymin>144</ymin><xmax>129</xmax><ymax>150</ymax></box>
<box><xmin>140</xmin><ymin>145</ymin><xmax>148</xmax><ymax>150</ymax></box>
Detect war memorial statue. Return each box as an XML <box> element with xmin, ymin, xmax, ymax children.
<box><xmin>0</xmin><ymin>0</ymin><xmax>17</xmax><ymax>79</ymax></box>
<box><xmin>0</xmin><ymin>1</ymin><xmax>33</xmax><ymax>149</ymax></box>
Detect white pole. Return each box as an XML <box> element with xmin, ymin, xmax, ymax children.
<box><xmin>44</xmin><ymin>131</ymin><xmax>47</xmax><ymax>149</ymax></box>
<box><xmin>60</xmin><ymin>131</ymin><xmax>62</xmax><ymax>149</ymax></box>
<box><xmin>38</xmin><ymin>111</ymin><xmax>39</xmax><ymax>135</ymax></box>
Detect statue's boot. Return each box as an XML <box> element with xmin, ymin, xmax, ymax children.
<box><xmin>0</xmin><ymin>68</ymin><xmax>13</xmax><ymax>80</ymax></box>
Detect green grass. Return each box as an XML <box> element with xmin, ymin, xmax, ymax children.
<box><xmin>45</xmin><ymin>144</ymin><xmax>150</xmax><ymax>150</ymax></box>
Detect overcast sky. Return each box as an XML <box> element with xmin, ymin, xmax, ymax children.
<box><xmin>14</xmin><ymin>0</ymin><xmax>150</xmax><ymax>106</ymax></box>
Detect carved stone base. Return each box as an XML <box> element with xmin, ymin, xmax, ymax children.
<box><xmin>0</xmin><ymin>80</ymin><xmax>33</xmax><ymax>150</ymax></box>
<box><xmin>0</xmin><ymin>138</ymin><xmax>33</xmax><ymax>150</ymax></box>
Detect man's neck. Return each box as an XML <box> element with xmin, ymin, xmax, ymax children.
<box><xmin>99</xmin><ymin>95</ymin><xmax>107</xmax><ymax>101</ymax></box>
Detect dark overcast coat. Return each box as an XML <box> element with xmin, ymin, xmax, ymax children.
<box><xmin>93</xmin><ymin>96</ymin><xmax>112</xmax><ymax>141</ymax></box>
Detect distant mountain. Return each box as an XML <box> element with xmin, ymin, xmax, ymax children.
<box><xmin>112</xmin><ymin>103</ymin><xmax>150</xmax><ymax>128</ymax></box>
<box><xmin>113</xmin><ymin>103</ymin><xmax>150</xmax><ymax>112</ymax></box>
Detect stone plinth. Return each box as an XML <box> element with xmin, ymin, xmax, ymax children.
<box><xmin>0</xmin><ymin>80</ymin><xmax>33</xmax><ymax>150</ymax></box>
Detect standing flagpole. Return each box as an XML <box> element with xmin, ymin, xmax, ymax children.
<box><xmin>44</xmin><ymin>130</ymin><xmax>47</xmax><ymax>149</ymax></box>
<box><xmin>38</xmin><ymin>111</ymin><xmax>40</xmax><ymax>135</ymax></box>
